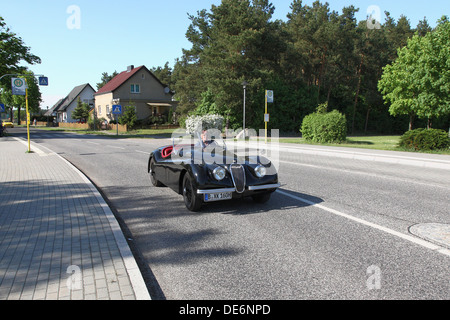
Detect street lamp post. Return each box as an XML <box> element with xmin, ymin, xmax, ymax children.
<box><xmin>242</xmin><ymin>81</ymin><xmax>248</xmax><ymax>140</ymax></box>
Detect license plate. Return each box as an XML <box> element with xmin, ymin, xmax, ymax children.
<box><xmin>204</xmin><ymin>192</ymin><xmax>233</xmax><ymax>202</ymax></box>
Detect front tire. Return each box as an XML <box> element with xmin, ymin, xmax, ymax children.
<box><xmin>183</xmin><ymin>174</ymin><xmax>202</xmax><ymax>212</ymax></box>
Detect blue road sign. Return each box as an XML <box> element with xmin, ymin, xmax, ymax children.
<box><xmin>0</xmin><ymin>104</ymin><xmax>5</xmax><ymax>112</ymax></box>
<box><xmin>39</xmin><ymin>77</ymin><xmax>49</xmax><ymax>86</ymax></box>
<box><xmin>112</xmin><ymin>105</ymin><xmax>122</xmax><ymax>115</ymax></box>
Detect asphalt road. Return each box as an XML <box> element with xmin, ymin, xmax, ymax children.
<box><xmin>10</xmin><ymin>128</ymin><xmax>450</xmax><ymax>300</ymax></box>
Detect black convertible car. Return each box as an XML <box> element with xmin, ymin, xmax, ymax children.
<box><xmin>148</xmin><ymin>132</ymin><xmax>280</xmax><ymax>211</ymax></box>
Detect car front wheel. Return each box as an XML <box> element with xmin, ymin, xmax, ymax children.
<box><xmin>183</xmin><ymin>173</ymin><xmax>202</xmax><ymax>212</ymax></box>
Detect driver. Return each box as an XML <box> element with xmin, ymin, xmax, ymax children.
<box><xmin>201</xmin><ymin>129</ymin><xmax>217</xmax><ymax>147</ymax></box>
<box><xmin>195</xmin><ymin>129</ymin><xmax>222</xmax><ymax>152</ymax></box>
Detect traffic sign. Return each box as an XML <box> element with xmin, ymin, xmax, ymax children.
<box><xmin>39</xmin><ymin>77</ymin><xmax>49</xmax><ymax>86</ymax></box>
<box><xmin>266</xmin><ymin>90</ymin><xmax>274</xmax><ymax>103</ymax></box>
<box><xmin>0</xmin><ymin>104</ymin><xmax>5</xmax><ymax>113</ymax></box>
<box><xmin>12</xmin><ymin>78</ymin><xmax>27</xmax><ymax>96</ymax></box>
<box><xmin>112</xmin><ymin>105</ymin><xmax>122</xmax><ymax>115</ymax></box>
<box><xmin>265</xmin><ymin>114</ymin><xmax>270</xmax><ymax>123</ymax></box>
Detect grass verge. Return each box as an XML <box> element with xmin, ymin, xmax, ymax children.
<box><xmin>278</xmin><ymin>135</ymin><xmax>450</xmax><ymax>155</ymax></box>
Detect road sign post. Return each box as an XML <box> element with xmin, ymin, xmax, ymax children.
<box><xmin>2</xmin><ymin>73</ymin><xmax>49</xmax><ymax>153</ymax></box>
<box><xmin>112</xmin><ymin>105</ymin><xmax>122</xmax><ymax>136</ymax></box>
<box><xmin>25</xmin><ymin>83</ymin><xmax>31</xmax><ymax>152</ymax></box>
<box><xmin>265</xmin><ymin>90</ymin><xmax>274</xmax><ymax>143</ymax></box>
<box><xmin>10</xmin><ymin>78</ymin><xmax>31</xmax><ymax>151</ymax></box>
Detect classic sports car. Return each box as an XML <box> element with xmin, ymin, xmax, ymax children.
<box><xmin>148</xmin><ymin>132</ymin><xmax>280</xmax><ymax>211</ymax></box>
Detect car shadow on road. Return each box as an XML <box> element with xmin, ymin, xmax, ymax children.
<box><xmin>87</xmin><ymin>184</ymin><xmax>324</xmax><ymax>300</ymax></box>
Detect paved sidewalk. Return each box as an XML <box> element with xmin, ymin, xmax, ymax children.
<box><xmin>0</xmin><ymin>137</ymin><xmax>151</xmax><ymax>300</ymax></box>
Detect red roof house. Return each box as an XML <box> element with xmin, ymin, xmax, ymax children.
<box><xmin>94</xmin><ymin>65</ymin><xmax>177</xmax><ymax>122</ymax></box>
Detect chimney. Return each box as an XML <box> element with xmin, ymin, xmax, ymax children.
<box><xmin>127</xmin><ymin>65</ymin><xmax>134</xmax><ymax>72</ymax></box>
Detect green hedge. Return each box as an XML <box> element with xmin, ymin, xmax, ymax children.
<box><xmin>301</xmin><ymin>110</ymin><xmax>347</xmax><ymax>143</ymax></box>
<box><xmin>399</xmin><ymin>128</ymin><xmax>450</xmax><ymax>151</ymax></box>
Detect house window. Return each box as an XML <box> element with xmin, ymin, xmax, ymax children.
<box><xmin>131</xmin><ymin>84</ymin><xmax>140</xmax><ymax>94</ymax></box>
<box><xmin>106</xmin><ymin>105</ymin><xmax>110</xmax><ymax>115</ymax></box>
<box><xmin>98</xmin><ymin>105</ymin><xmax>102</xmax><ymax>115</ymax></box>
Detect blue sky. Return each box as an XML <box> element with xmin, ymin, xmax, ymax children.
<box><xmin>1</xmin><ymin>0</ymin><xmax>448</xmax><ymax>109</ymax></box>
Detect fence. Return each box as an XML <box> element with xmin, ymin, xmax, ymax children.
<box><xmin>34</xmin><ymin>122</ymin><xmax>177</xmax><ymax>132</ymax></box>
<box><xmin>108</xmin><ymin>123</ymin><xmax>128</xmax><ymax>133</ymax></box>
<box><xmin>57</xmin><ymin>123</ymin><xmax>90</xmax><ymax>130</ymax></box>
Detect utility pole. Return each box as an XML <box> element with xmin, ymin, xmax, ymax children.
<box><xmin>242</xmin><ymin>81</ymin><xmax>248</xmax><ymax>140</ymax></box>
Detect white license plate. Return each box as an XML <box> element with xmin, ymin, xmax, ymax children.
<box><xmin>204</xmin><ymin>192</ymin><xmax>233</xmax><ymax>202</ymax></box>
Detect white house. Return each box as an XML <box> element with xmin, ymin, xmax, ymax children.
<box><xmin>47</xmin><ymin>84</ymin><xmax>96</xmax><ymax>123</ymax></box>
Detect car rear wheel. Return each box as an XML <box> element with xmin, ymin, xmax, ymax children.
<box><xmin>149</xmin><ymin>158</ymin><xmax>163</xmax><ymax>187</ymax></box>
<box><xmin>183</xmin><ymin>174</ymin><xmax>202</xmax><ymax>212</ymax></box>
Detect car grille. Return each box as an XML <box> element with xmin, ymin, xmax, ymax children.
<box><xmin>230</xmin><ymin>164</ymin><xmax>246</xmax><ymax>194</ymax></box>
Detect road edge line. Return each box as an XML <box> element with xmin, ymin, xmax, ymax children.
<box><xmin>277</xmin><ymin>189</ymin><xmax>450</xmax><ymax>257</ymax></box>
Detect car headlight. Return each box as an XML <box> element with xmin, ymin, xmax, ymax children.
<box><xmin>255</xmin><ymin>165</ymin><xmax>267</xmax><ymax>178</ymax></box>
<box><xmin>213</xmin><ymin>167</ymin><xmax>226</xmax><ymax>181</ymax></box>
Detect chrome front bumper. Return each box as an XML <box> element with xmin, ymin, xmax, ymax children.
<box><xmin>247</xmin><ymin>184</ymin><xmax>281</xmax><ymax>191</ymax></box>
<box><xmin>197</xmin><ymin>184</ymin><xmax>280</xmax><ymax>195</ymax></box>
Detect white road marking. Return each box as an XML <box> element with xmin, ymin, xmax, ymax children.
<box><xmin>276</xmin><ymin>189</ymin><xmax>450</xmax><ymax>257</ymax></box>
<box><xmin>279</xmin><ymin>160</ymin><xmax>450</xmax><ymax>191</ymax></box>
<box><xmin>135</xmin><ymin>150</ymin><xmax>151</xmax><ymax>155</ymax></box>
<box><xmin>107</xmin><ymin>146</ymin><xmax>126</xmax><ymax>150</ymax></box>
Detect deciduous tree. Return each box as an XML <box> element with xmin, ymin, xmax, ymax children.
<box><xmin>379</xmin><ymin>19</ymin><xmax>450</xmax><ymax>130</ymax></box>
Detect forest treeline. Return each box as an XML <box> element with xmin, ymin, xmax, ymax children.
<box><xmin>150</xmin><ymin>0</ymin><xmax>449</xmax><ymax>134</ymax></box>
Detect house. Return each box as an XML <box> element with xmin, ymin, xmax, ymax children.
<box><xmin>94</xmin><ymin>65</ymin><xmax>177</xmax><ymax>122</ymax></box>
<box><xmin>46</xmin><ymin>83</ymin><xmax>96</xmax><ymax>123</ymax></box>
